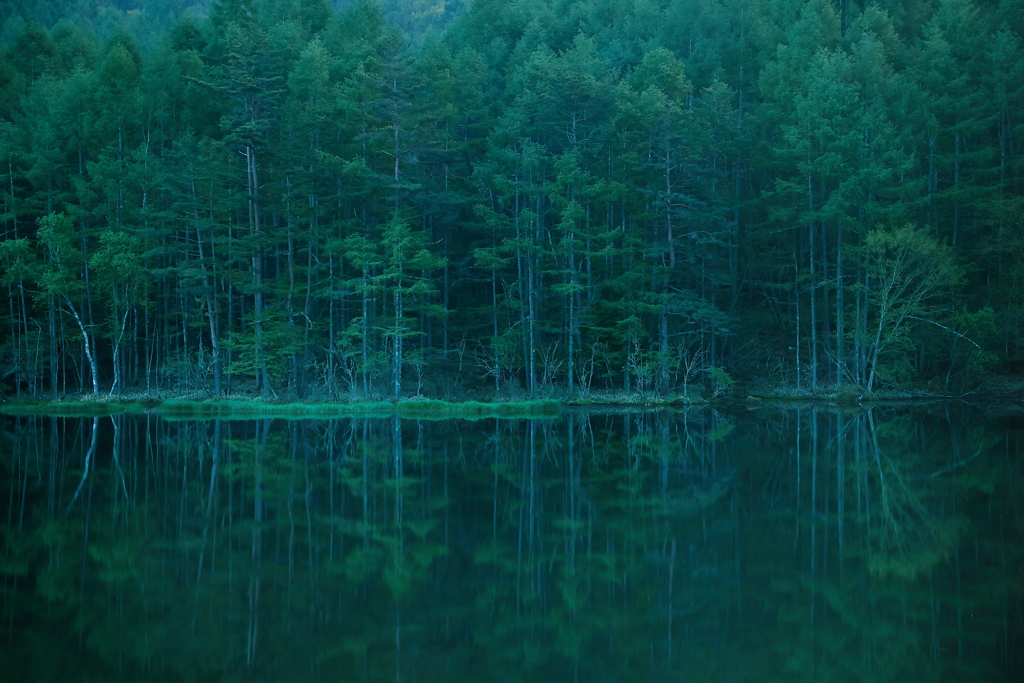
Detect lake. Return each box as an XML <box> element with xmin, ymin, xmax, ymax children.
<box><xmin>1</xmin><ymin>405</ymin><xmax>1022</xmax><ymax>682</ymax></box>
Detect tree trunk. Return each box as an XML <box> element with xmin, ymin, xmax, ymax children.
<box><xmin>65</xmin><ymin>298</ymin><xmax>98</xmax><ymax>395</ymax></box>
<box><xmin>808</xmin><ymin>174</ymin><xmax>818</xmax><ymax>391</ymax></box>
<box><xmin>196</xmin><ymin>216</ymin><xmax>223</xmax><ymax>397</ymax></box>
<box><xmin>836</xmin><ymin>227</ymin><xmax>844</xmax><ymax>384</ymax></box>
<box><xmin>393</xmin><ymin>274</ymin><xmax>403</xmax><ymax>401</ymax></box>
<box><xmin>247</xmin><ymin>145</ymin><xmax>273</xmax><ymax>397</ymax></box>
<box><xmin>48</xmin><ymin>296</ymin><xmax>58</xmax><ymax>396</ymax></box>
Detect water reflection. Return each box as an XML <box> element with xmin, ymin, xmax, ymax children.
<box><xmin>1</xmin><ymin>407</ymin><xmax>1022</xmax><ymax>681</ymax></box>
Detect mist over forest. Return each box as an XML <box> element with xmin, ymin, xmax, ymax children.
<box><xmin>1</xmin><ymin>0</ymin><xmax>1022</xmax><ymax>401</ymax></box>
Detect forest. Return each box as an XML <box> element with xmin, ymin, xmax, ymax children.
<box><xmin>0</xmin><ymin>0</ymin><xmax>1022</xmax><ymax>401</ymax></box>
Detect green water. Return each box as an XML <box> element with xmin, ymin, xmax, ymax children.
<box><xmin>1</xmin><ymin>406</ymin><xmax>1022</xmax><ymax>682</ymax></box>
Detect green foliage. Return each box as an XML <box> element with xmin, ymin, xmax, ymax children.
<box><xmin>706</xmin><ymin>365</ymin><xmax>735</xmax><ymax>397</ymax></box>
<box><xmin>863</xmin><ymin>223</ymin><xmax>965</xmax><ymax>390</ymax></box>
<box><xmin>0</xmin><ymin>0</ymin><xmax>1020</xmax><ymax>401</ymax></box>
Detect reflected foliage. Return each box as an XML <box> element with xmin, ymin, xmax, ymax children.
<box><xmin>1</xmin><ymin>407</ymin><xmax>1023</xmax><ymax>681</ymax></box>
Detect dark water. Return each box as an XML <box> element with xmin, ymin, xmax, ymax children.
<box><xmin>0</xmin><ymin>405</ymin><xmax>1022</xmax><ymax>682</ymax></box>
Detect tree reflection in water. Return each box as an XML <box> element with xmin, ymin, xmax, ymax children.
<box><xmin>0</xmin><ymin>406</ymin><xmax>1022</xmax><ymax>682</ymax></box>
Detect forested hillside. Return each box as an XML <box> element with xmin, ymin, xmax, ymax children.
<box><xmin>1</xmin><ymin>0</ymin><xmax>1022</xmax><ymax>400</ymax></box>
<box><xmin>0</xmin><ymin>0</ymin><xmax>462</xmax><ymax>46</ymax></box>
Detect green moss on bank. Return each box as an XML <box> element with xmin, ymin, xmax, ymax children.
<box><xmin>395</xmin><ymin>398</ymin><xmax>561</xmax><ymax>419</ymax></box>
<box><xmin>0</xmin><ymin>397</ymin><xmax>563</xmax><ymax>420</ymax></box>
<box><xmin>156</xmin><ymin>399</ymin><xmax>396</xmax><ymax>420</ymax></box>
<box><xmin>567</xmin><ymin>394</ymin><xmax>707</xmax><ymax>407</ymax></box>
<box><xmin>0</xmin><ymin>399</ymin><xmax>148</xmax><ymax>417</ymax></box>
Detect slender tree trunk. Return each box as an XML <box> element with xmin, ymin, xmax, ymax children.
<box><xmin>109</xmin><ymin>306</ymin><xmax>129</xmax><ymax>396</ymax></box>
<box><xmin>64</xmin><ymin>298</ymin><xmax>98</xmax><ymax>396</ymax></box>
<box><xmin>393</xmin><ymin>268</ymin><xmax>403</xmax><ymax>401</ymax></box>
<box><xmin>795</xmin><ymin>249</ymin><xmax>801</xmax><ymax>390</ymax></box>
<box><xmin>953</xmin><ymin>129</ymin><xmax>960</xmax><ymax>245</ymax></box>
<box><xmin>530</xmin><ymin>186</ymin><xmax>543</xmax><ymax>395</ymax></box>
<box><xmin>302</xmin><ymin>210</ymin><xmax>315</xmax><ymax>396</ymax></box>
<box><xmin>492</xmin><ymin>264</ymin><xmax>500</xmax><ymax>394</ymax></box>
<box><xmin>808</xmin><ymin>174</ymin><xmax>818</xmax><ymax>391</ymax></box>
<box><xmin>567</xmin><ymin>233</ymin><xmax>577</xmax><ymax>395</ymax></box>
<box><xmin>361</xmin><ymin>263</ymin><xmax>370</xmax><ymax>398</ymax></box>
<box><xmin>286</xmin><ymin>178</ymin><xmax>298</xmax><ymax>396</ymax></box>
<box><xmin>48</xmin><ymin>298</ymin><xmax>58</xmax><ymax>396</ymax></box>
<box><xmin>927</xmin><ymin>137</ymin><xmax>935</xmax><ymax>229</ymax></box>
<box><xmin>194</xmin><ymin>204</ymin><xmax>222</xmax><ymax>396</ymax></box>
<box><xmin>665</xmin><ymin>147</ymin><xmax>675</xmax><ymax>269</ymax></box>
<box><xmin>836</xmin><ymin>228</ymin><xmax>844</xmax><ymax>384</ymax></box>
<box><xmin>820</xmin><ymin>215</ymin><xmax>830</xmax><ymax>382</ymax></box>
<box><xmin>247</xmin><ymin>145</ymin><xmax>273</xmax><ymax>397</ymax></box>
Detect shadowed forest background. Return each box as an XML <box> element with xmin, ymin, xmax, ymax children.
<box><xmin>1</xmin><ymin>0</ymin><xmax>1023</xmax><ymax>400</ymax></box>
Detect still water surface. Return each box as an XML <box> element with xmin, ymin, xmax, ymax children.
<box><xmin>1</xmin><ymin>405</ymin><xmax>1022</xmax><ymax>682</ymax></box>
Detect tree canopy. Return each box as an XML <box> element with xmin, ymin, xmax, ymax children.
<box><xmin>1</xmin><ymin>0</ymin><xmax>1022</xmax><ymax>400</ymax></box>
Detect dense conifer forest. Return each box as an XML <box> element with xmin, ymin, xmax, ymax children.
<box><xmin>0</xmin><ymin>0</ymin><xmax>1022</xmax><ymax>400</ymax></box>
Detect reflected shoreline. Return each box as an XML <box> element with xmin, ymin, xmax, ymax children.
<box><xmin>1</xmin><ymin>408</ymin><xmax>1022</xmax><ymax>682</ymax></box>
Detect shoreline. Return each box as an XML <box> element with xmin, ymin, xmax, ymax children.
<box><xmin>1</xmin><ymin>387</ymin><xmax>1020</xmax><ymax>419</ymax></box>
<box><xmin>0</xmin><ymin>397</ymin><xmax>565</xmax><ymax>420</ymax></box>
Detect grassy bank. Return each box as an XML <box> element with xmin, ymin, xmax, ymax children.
<box><xmin>567</xmin><ymin>393</ymin><xmax>707</xmax><ymax>407</ymax></box>
<box><xmin>0</xmin><ymin>396</ymin><xmax>564</xmax><ymax>420</ymax></box>
<box><xmin>0</xmin><ymin>399</ymin><xmax>151</xmax><ymax>417</ymax></box>
<box><xmin>3</xmin><ymin>382</ymin><xmax>1016</xmax><ymax>420</ymax></box>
